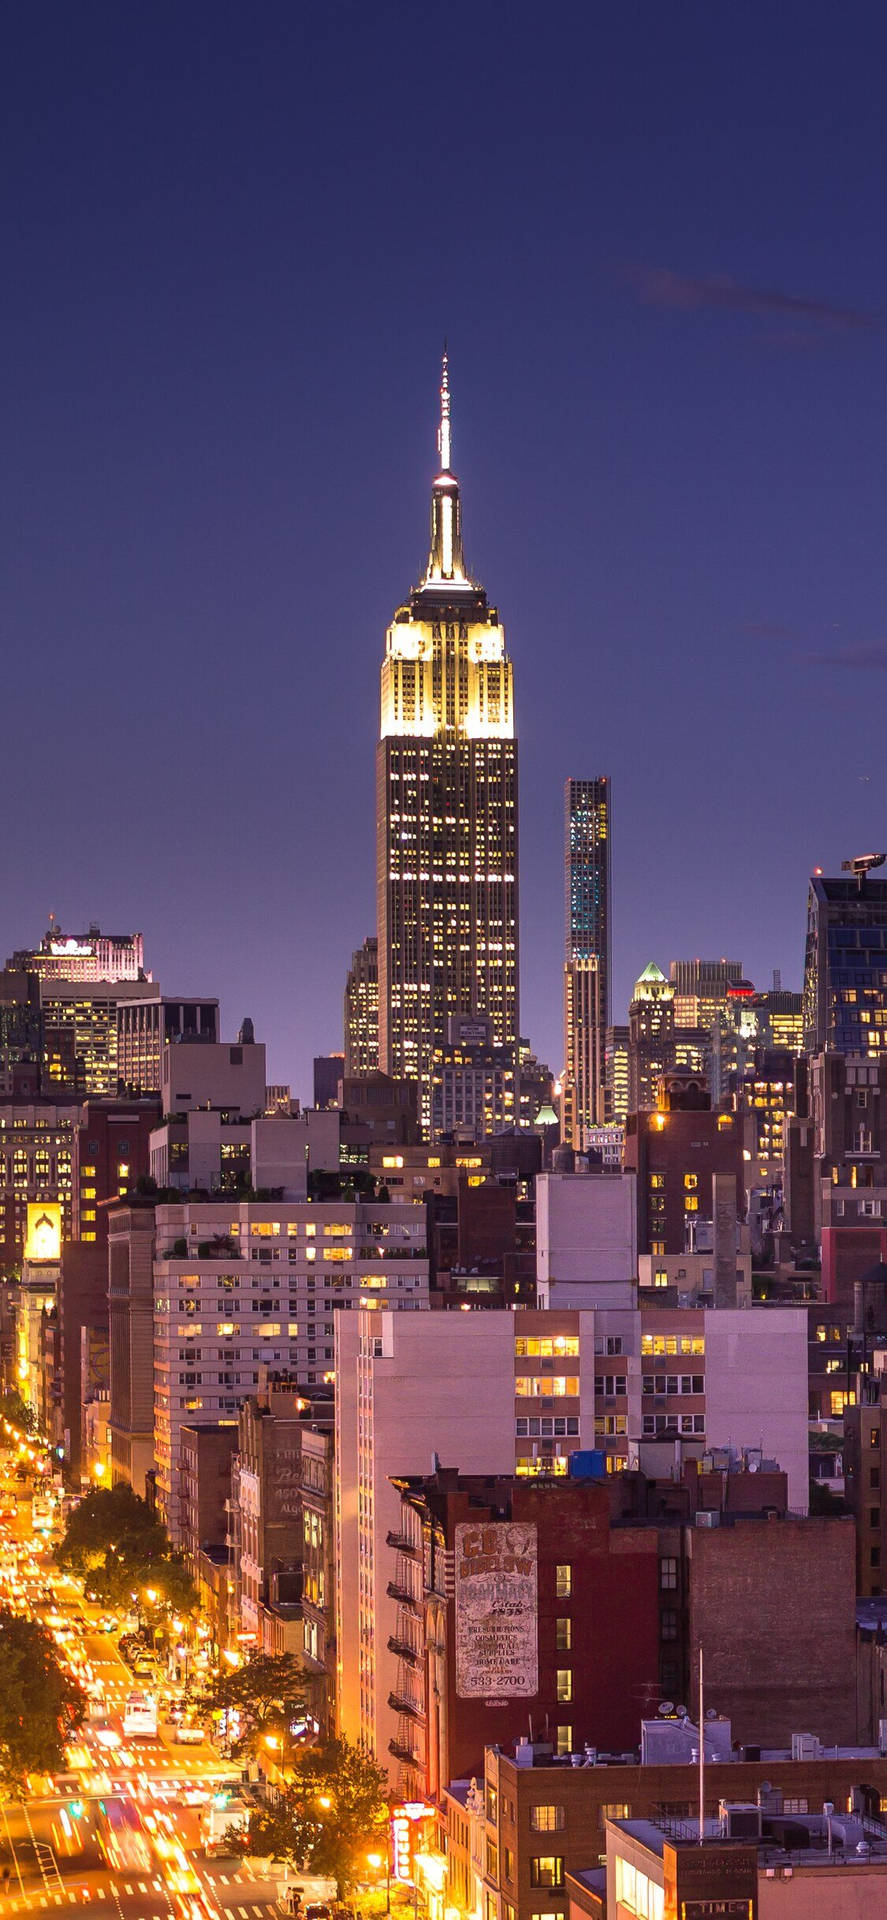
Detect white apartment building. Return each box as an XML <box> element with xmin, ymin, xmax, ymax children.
<box><xmin>152</xmin><ymin>1198</ymin><xmax>429</xmax><ymax>1540</ymax></box>
<box><xmin>335</xmin><ymin>1302</ymin><xmax>809</xmax><ymax>1767</ymax></box>
<box><xmin>536</xmin><ymin>1169</ymin><xmax>638</xmax><ymax>1305</ymax></box>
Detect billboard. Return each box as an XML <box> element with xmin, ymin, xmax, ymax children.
<box><xmin>454</xmin><ymin>1521</ymin><xmax>538</xmax><ymax>1698</ymax></box>
<box><xmin>25</xmin><ymin>1203</ymin><xmax>61</xmax><ymax>1264</ymax></box>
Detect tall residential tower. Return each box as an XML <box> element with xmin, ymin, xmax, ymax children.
<box><xmin>562</xmin><ymin>776</ymin><xmax>610</xmax><ymax>1147</ymax></box>
<box><xmin>376</xmin><ymin>356</ymin><xmax>519</xmax><ymax>1135</ymax></box>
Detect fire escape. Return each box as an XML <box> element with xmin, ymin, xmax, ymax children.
<box><xmin>386</xmin><ymin>1520</ymin><xmax>425</xmax><ymax>1797</ymax></box>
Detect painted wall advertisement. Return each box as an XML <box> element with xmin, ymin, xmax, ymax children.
<box><xmin>454</xmin><ymin>1521</ymin><xmax>538</xmax><ymax>1698</ymax></box>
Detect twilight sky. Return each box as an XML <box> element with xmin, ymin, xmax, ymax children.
<box><xmin>4</xmin><ymin>2</ymin><xmax>887</xmax><ymax>1098</ymax></box>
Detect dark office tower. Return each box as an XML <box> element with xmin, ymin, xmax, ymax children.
<box><xmin>313</xmin><ymin>1054</ymin><xmax>344</xmax><ymax>1110</ymax></box>
<box><xmin>344</xmin><ymin>936</ymin><xmax>379</xmax><ymax>1077</ymax></box>
<box><xmin>628</xmin><ymin>962</ymin><xmax>675</xmax><ymax>1113</ymax></box>
<box><xmin>804</xmin><ymin>864</ymin><xmax>887</xmax><ymax>1056</ymax></box>
<box><xmin>376</xmin><ymin>355</ymin><xmax>518</xmax><ymax>1137</ymax></box>
<box><xmin>562</xmin><ymin>777</ymin><xmax>610</xmax><ymax>1149</ymax></box>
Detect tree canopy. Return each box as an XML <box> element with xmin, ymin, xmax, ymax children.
<box><xmin>242</xmin><ymin>1735</ymin><xmax>388</xmax><ymax>1896</ymax></box>
<box><xmin>55</xmin><ymin>1483</ymin><xmax>197</xmax><ymax>1611</ymax></box>
<box><xmin>0</xmin><ymin>1609</ymin><xmax>85</xmax><ymax>1795</ymax></box>
<box><xmin>206</xmin><ymin>1650</ymin><xmax>307</xmax><ymax>1757</ymax></box>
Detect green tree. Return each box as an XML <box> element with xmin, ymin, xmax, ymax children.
<box><xmin>55</xmin><ymin>1483</ymin><xmax>197</xmax><ymax>1612</ymax></box>
<box><xmin>0</xmin><ymin>1609</ymin><xmax>85</xmax><ymax>1795</ymax></box>
<box><xmin>243</xmin><ymin>1736</ymin><xmax>388</xmax><ymax>1897</ymax></box>
<box><xmin>206</xmin><ymin>1651</ymin><xmax>307</xmax><ymax>1758</ymax></box>
<box><xmin>0</xmin><ymin>1390</ymin><xmax>35</xmax><ymax>1434</ymax></box>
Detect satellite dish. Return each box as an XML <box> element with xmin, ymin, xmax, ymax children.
<box><xmin>658</xmin><ymin>1701</ymin><xmax>675</xmax><ymax>1716</ymax></box>
<box><xmin>705</xmin><ymin>1707</ymin><xmax>718</xmax><ymax>1719</ymax></box>
<box><xmin>676</xmin><ymin>1705</ymin><xmax>688</xmax><ymax>1718</ymax></box>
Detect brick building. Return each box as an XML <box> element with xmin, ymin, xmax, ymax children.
<box><xmin>623</xmin><ymin>1087</ymin><xmax>744</xmax><ymax>1301</ymax></box>
<box><xmin>465</xmin><ymin>1737</ymin><xmax>887</xmax><ymax>1920</ymax></box>
<box><xmin>387</xmin><ymin>1471</ymin><xmax>661</xmax><ymax>1799</ymax></box>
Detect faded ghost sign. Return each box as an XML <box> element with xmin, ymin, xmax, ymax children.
<box><xmin>454</xmin><ymin>1521</ymin><xmax>538</xmax><ymax>1698</ymax></box>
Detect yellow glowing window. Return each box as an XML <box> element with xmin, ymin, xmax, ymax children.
<box><xmin>305</xmin><ymin>1223</ymin><xmax>316</xmax><ymax>1237</ymax></box>
<box><xmin>323</xmin><ymin>1247</ymin><xmax>352</xmax><ymax>1262</ymax></box>
<box><xmin>217</xmin><ymin>1323</ymin><xmax>235</xmax><ymax>1336</ymax></box>
<box><xmin>81</xmin><ymin>1209</ymin><xmax>96</xmax><ymax>1222</ymax></box>
<box><xmin>427</xmin><ymin>1157</ymin><xmax>441</xmax><ymax>1168</ymax></box>
<box><xmin>81</xmin><ymin>1231</ymin><xmax>96</xmax><ymax>1242</ymax></box>
<box><xmin>649</xmin><ymin>1174</ymin><xmax>665</xmax><ymax>1190</ymax></box>
<box><xmin>288</xmin><ymin>1322</ymin><xmax>298</xmax><ymax>1335</ymax></box>
<box><xmin>381</xmin><ymin>1156</ymin><xmax>404</xmax><ymax>1169</ymax></box>
<box><xmin>324</xmin><ymin>1223</ymin><xmax>352</xmax><ymax>1236</ymax></box>
<box><xmin>684</xmin><ymin>1196</ymin><xmax>699</xmax><ymax>1212</ymax></box>
<box><xmin>258</xmin><ymin>1323</ymin><xmax>281</xmax><ymax>1337</ymax></box>
<box><xmin>831</xmin><ymin>1390</ymin><xmax>856</xmax><ymax>1414</ymax></box>
<box><xmin>456</xmin><ymin>1156</ymin><xmax>482</xmax><ymax>1168</ymax></box>
<box><xmin>177</xmin><ymin>1325</ymin><xmax>202</xmax><ymax>1337</ymax></box>
<box><xmin>683</xmin><ymin>1174</ymin><xmax>697</xmax><ymax>1190</ymax></box>
<box><xmin>717</xmin><ymin>1114</ymin><xmax>732</xmax><ymax>1131</ymax></box>
<box><xmin>250</xmin><ymin>1222</ymin><xmax>280</xmax><ymax>1237</ymax></box>
<box><xmin>81</xmin><ymin>1186</ymin><xmax>96</xmax><ymax>1199</ymax></box>
<box><xmin>306</xmin><ymin>1247</ymin><xmax>316</xmax><ymax>1262</ymax></box>
<box><xmin>81</xmin><ymin>1164</ymin><xmax>96</xmax><ymax>1176</ymax></box>
<box><xmin>362</xmin><ymin>1275</ymin><xmax>386</xmax><ymax>1288</ymax></box>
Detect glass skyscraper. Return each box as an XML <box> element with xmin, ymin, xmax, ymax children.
<box><xmin>562</xmin><ymin>776</ymin><xmax>610</xmax><ymax>1145</ymax></box>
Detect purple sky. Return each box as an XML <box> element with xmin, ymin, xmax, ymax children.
<box><xmin>3</xmin><ymin>3</ymin><xmax>887</xmax><ymax>1097</ymax></box>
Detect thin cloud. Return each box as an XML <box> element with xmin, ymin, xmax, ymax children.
<box><xmin>808</xmin><ymin>641</ymin><xmax>887</xmax><ymax>671</ymax></box>
<box><xmin>621</xmin><ymin>263</ymin><xmax>877</xmax><ymax>334</ymax></box>
<box><xmin>743</xmin><ymin>621</ymin><xmax>797</xmax><ymax>640</ymax></box>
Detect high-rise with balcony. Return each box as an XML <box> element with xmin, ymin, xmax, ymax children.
<box><xmin>376</xmin><ymin>356</ymin><xmax>518</xmax><ymax>1137</ymax></box>
<box><xmin>562</xmin><ymin>777</ymin><xmax>610</xmax><ymax>1148</ymax></box>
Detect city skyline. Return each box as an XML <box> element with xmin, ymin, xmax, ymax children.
<box><xmin>4</xmin><ymin>6</ymin><xmax>887</xmax><ymax>1100</ymax></box>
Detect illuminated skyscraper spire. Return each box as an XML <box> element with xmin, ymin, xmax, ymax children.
<box><xmin>425</xmin><ymin>347</ymin><xmax>466</xmax><ymax>586</ymax></box>
<box><xmin>438</xmin><ymin>344</ymin><xmax>452</xmax><ymax>472</ymax></box>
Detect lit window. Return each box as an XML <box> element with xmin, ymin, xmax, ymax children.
<box><xmin>683</xmin><ymin>1173</ymin><xmax>697</xmax><ymax>1190</ymax></box>
<box><xmin>555</xmin><ymin>1564</ymin><xmax>571</xmax><ymax>1597</ymax></box>
<box><xmin>556</xmin><ymin>1669</ymin><xmax>572</xmax><ymax>1701</ymax></box>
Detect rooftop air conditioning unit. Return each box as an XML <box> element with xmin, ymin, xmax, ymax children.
<box><xmin>719</xmin><ymin>1802</ymin><xmax>761</xmax><ymax>1841</ymax></box>
<box><xmin>696</xmin><ymin>1510</ymin><xmax>719</xmax><ymax>1528</ymax></box>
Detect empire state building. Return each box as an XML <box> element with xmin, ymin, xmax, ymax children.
<box><xmin>376</xmin><ymin>356</ymin><xmax>519</xmax><ymax>1137</ymax></box>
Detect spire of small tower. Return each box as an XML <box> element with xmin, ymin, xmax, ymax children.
<box><xmin>438</xmin><ymin>344</ymin><xmax>452</xmax><ymax>472</ymax></box>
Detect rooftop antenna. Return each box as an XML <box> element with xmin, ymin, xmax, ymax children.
<box><xmin>438</xmin><ymin>342</ymin><xmax>451</xmax><ymax>473</ymax></box>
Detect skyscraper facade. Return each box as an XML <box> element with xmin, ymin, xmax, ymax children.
<box><xmin>376</xmin><ymin>358</ymin><xmax>518</xmax><ymax>1135</ymax></box>
<box><xmin>343</xmin><ymin>935</ymin><xmax>379</xmax><ymax>1077</ymax></box>
<box><xmin>628</xmin><ymin>962</ymin><xmax>675</xmax><ymax>1113</ymax></box>
<box><xmin>562</xmin><ymin>777</ymin><xmax>610</xmax><ymax>1147</ymax></box>
<box><xmin>804</xmin><ymin>870</ymin><xmax>887</xmax><ymax>1057</ymax></box>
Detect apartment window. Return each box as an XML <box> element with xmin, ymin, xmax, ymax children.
<box><xmin>503</xmin><ymin>1848</ymin><xmax>514</xmax><ymax>1884</ymax></box>
<box><xmin>486</xmin><ymin>1784</ymin><xmax>497</xmax><ymax>1825</ymax></box>
<box><xmin>660</xmin><ymin>1556</ymin><xmax>678</xmax><ymax>1591</ymax></box>
<box><xmin>660</xmin><ymin>1610</ymin><xmax>678</xmax><ymax>1641</ymax></box>
<box><xmin>554</xmin><ymin>1726</ymin><xmax>572</xmax><ymax>1757</ymax></box>
<box><xmin>530</xmin><ymin>1858</ymin><xmax>564</xmax><ymax>1889</ymax></box>
<box><xmin>556</xmin><ymin>1669</ymin><xmax>572</xmax><ymax>1702</ymax></box>
<box><xmin>872</xmin><ymin>1469</ymin><xmax>881</xmax><ymax>1490</ymax></box>
<box><xmin>555</xmin><ymin>1618</ymin><xmax>572</xmax><ymax>1651</ymax></box>
<box><xmin>783</xmin><ymin>1799</ymin><xmax>809</xmax><ymax>1815</ymax></box>
<box><xmin>530</xmin><ymin>1807</ymin><xmax>565</xmax><ymax>1832</ymax></box>
<box><xmin>601</xmin><ymin>1802</ymin><xmax>630</xmax><ymax>1826</ymax></box>
<box><xmin>683</xmin><ymin>1173</ymin><xmax>697</xmax><ymax>1190</ymax></box>
<box><xmin>872</xmin><ymin>1428</ymin><xmax>881</xmax><ymax>1448</ymax></box>
<box><xmin>649</xmin><ymin>1174</ymin><xmax>665</xmax><ymax>1190</ymax></box>
<box><xmin>872</xmin><ymin>1547</ymin><xmax>881</xmax><ymax>1569</ymax></box>
<box><xmin>684</xmin><ymin>1195</ymin><xmax>699</xmax><ymax>1212</ymax></box>
<box><xmin>485</xmin><ymin>1841</ymin><xmax>498</xmax><ymax>1879</ymax></box>
<box><xmin>555</xmin><ymin>1565</ymin><xmax>571</xmax><ymax>1597</ymax></box>
<box><xmin>871</xmin><ymin>1508</ymin><xmax>881</xmax><ymax>1530</ymax></box>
